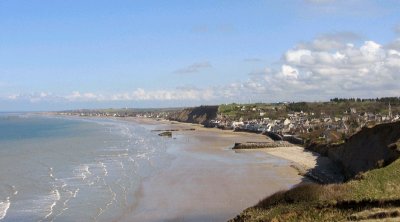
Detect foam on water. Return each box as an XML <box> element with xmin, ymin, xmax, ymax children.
<box><xmin>0</xmin><ymin>115</ymin><xmax>172</xmax><ymax>221</ymax></box>
<box><xmin>0</xmin><ymin>197</ymin><xmax>10</xmax><ymax>220</ymax></box>
<box><xmin>48</xmin><ymin>167</ymin><xmax>57</xmax><ymax>182</ymax></box>
<box><xmin>0</xmin><ymin>183</ymin><xmax>20</xmax><ymax>221</ymax></box>
<box><xmin>73</xmin><ymin>165</ymin><xmax>92</xmax><ymax>181</ymax></box>
<box><xmin>99</xmin><ymin>162</ymin><xmax>108</xmax><ymax>176</ymax></box>
<box><xmin>10</xmin><ymin>186</ymin><xmax>18</xmax><ymax>196</ymax></box>
<box><xmin>43</xmin><ymin>189</ymin><xmax>61</xmax><ymax>220</ymax></box>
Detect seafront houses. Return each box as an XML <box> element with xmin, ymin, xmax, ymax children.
<box><xmin>232</xmin><ymin>121</ymin><xmax>244</xmax><ymax>129</ymax></box>
<box><xmin>204</xmin><ymin>106</ymin><xmax>398</xmax><ymax>144</ymax></box>
<box><xmin>59</xmin><ymin>102</ymin><xmax>398</xmax><ymax>145</ymax></box>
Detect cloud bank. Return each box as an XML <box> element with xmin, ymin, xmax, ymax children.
<box><xmin>5</xmin><ymin>88</ymin><xmax>215</xmax><ymax>103</ymax></box>
<box><xmin>226</xmin><ymin>35</ymin><xmax>400</xmax><ymax>101</ymax></box>
<box><xmin>2</xmin><ymin>33</ymin><xmax>400</xmax><ymax>106</ymax></box>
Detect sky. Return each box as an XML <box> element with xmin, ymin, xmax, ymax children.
<box><xmin>1</xmin><ymin>0</ymin><xmax>400</xmax><ymax>111</ymax></box>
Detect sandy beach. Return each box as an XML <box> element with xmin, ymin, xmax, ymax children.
<box><xmin>112</xmin><ymin>118</ymin><xmax>315</xmax><ymax>222</ymax></box>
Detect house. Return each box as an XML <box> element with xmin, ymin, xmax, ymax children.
<box><xmin>232</xmin><ymin>121</ymin><xmax>244</xmax><ymax>128</ymax></box>
<box><xmin>284</xmin><ymin>118</ymin><xmax>291</xmax><ymax>126</ymax></box>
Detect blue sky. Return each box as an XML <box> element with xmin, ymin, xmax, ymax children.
<box><xmin>1</xmin><ymin>0</ymin><xmax>400</xmax><ymax>111</ymax></box>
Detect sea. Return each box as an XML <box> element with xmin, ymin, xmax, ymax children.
<box><xmin>0</xmin><ymin>113</ymin><xmax>171</xmax><ymax>222</ymax></box>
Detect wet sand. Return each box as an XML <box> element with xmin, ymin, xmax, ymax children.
<box><xmin>114</xmin><ymin>118</ymin><xmax>308</xmax><ymax>222</ymax></box>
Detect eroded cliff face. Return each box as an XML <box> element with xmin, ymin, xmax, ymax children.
<box><xmin>311</xmin><ymin>122</ymin><xmax>400</xmax><ymax>179</ymax></box>
<box><xmin>168</xmin><ymin>106</ymin><xmax>219</xmax><ymax>125</ymax></box>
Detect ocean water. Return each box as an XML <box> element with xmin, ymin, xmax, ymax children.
<box><xmin>0</xmin><ymin>114</ymin><xmax>170</xmax><ymax>222</ymax></box>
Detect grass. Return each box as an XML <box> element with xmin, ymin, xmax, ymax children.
<box><xmin>230</xmin><ymin>159</ymin><xmax>400</xmax><ymax>222</ymax></box>
<box><xmin>346</xmin><ymin>158</ymin><xmax>400</xmax><ymax>201</ymax></box>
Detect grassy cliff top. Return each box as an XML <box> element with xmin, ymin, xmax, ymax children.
<box><xmin>230</xmin><ymin>158</ymin><xmax>400</xmax><ymax>222</ymax></box>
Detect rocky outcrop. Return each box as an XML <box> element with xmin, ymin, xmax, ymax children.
<box><xmin>168</xmin><ymin>105</ymin><xmax>219</xmax><ymax>125</ymax></box>
<box><xmin>158</xmin><ymin>132</ymin><xmax>172</xmax><ymax>137</ymax></box>
<box><xmin>308</xmin><ymin>121</ymin><xmax>400</xmax><ymax>180</ymax></box>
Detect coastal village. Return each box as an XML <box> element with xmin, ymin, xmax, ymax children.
<box><xmin>60</xmin><ymin>98</ymin><xmax>400</xmax><ymax>145</ymax></box>
<box><xmin>208</xmin><ymin>103</ymin><xmax>400</xmax><ymax>144</ymax></box>
<box><xmin>5</xmin><ymin>1</ymin><xmax>400</xmax><ymax>220</ymax></box>
<box><xmin>55</xmin><ymin>98</ymin><xmax>400</xmax><ymax>221</ymax></box>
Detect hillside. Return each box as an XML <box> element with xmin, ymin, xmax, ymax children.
<box><xmin>308</xmin><ymin>121</ymin><xmax>400</xmax><ymax>180</ymax></box>
<box><xmin>168</xmin><ymin>105</ymin><xmax>219</xmax><ymax>125</ymax></box>
<box><xmin>230</xmin><ymin>121</ymin><xmax>400</xmax><ymax>222</ymax></box>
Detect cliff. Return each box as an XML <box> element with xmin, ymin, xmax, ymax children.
<box><xmin>168</xmin><ymin>105</ymin><xmax>219</xmax><ymax>125</ymax></box>
<box><xmin>308</xmin><ymin>121</ymin><xmax>400</xmax><ymax>179</ymax></box>
<box><xmin>230</xmin><ymin>121</ymin><xmax>400</xmax><ymax>222</ymax></box>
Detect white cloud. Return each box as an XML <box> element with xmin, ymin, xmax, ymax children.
<box><xmin>297</xmin><ymin>32</ymin><xmax>361</xmax><ymax>51</ymax></box>
<box><xmin>65</xmin><ymin>91</ymin><xmax>102</xmax><ymax>102</ymax></box>
<box><xmin>220</xmin><ymin>36</ymin><xmax>400</xmax><ymax>102</ymax></box>
<box><xmin>3</xmin><ymin>32</ymin><xmax>400</xmax><ymax>105</ymax></box>
<box><xmin>3</xmin><ymin>88</ymin><xmax>216</xmax><ymax>103</ymax></box>
<box><xmin>108</xmin><ymin>88</ymin><xmax>215</xmax><ymax>101</ymax></box>
<box><xmin>386</xmin><ymin>38</ymin><xmax>400</xmax><ymax>50</ymax></box>
<box><xmin>285</xmin><ymin>49</ymin><xmax>312</xmax><ymax>65</ymax></box>
<box><xmin>281</xmin><ymin>65</ymin><xmax>299</xmax><ymax>79</ymax></box>
<box><xmin>5</xmin><ymin>92</ymin><xmax>60</xmax><ymax>103</ymax></box>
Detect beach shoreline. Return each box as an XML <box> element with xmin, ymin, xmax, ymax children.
<box><xmin>123</xmin><ymin>117</ymin><xmax>326</xmax><ymax>175</ymax></box>
<box><xmin>43</xmin><ymin>114</ymin><xmax>337</xmax><ymax>221</ymax></box>
<box><xmin>113</xmin><ymin>117</ymin><xmax>314</xmax><ymax>222</ymax></box>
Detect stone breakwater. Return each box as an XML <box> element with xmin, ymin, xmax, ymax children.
<box><xmin>232</xmin><ymin>141</ymin><xmax>293</xmax><ymax>149</ymax></box>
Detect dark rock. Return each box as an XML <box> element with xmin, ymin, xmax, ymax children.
<box><xmin>158</xmin><ymin>132</ymin><xmax>172</xmax><ymax>137</ymax></box>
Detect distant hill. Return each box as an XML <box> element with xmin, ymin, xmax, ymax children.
<box><xmin>168</xmin><ymin>105</ymin><xmax>219</xmax><ymax>125</ymax></box>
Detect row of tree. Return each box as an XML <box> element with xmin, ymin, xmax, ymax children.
<box><xmin>330</xmin><ymin>97</ymin><xmax>400</xmax><ymax>104</ymax></box>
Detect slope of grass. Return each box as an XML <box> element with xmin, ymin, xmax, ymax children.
<box><xmin>230</xmin><ymin>159</ymin><xmax>400</xmax><ymax>222</ymax></box>
<box><xmin>346</xmin><ymin>158</ymin><xmax>400</xmax><ymax>201</ymax></box>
